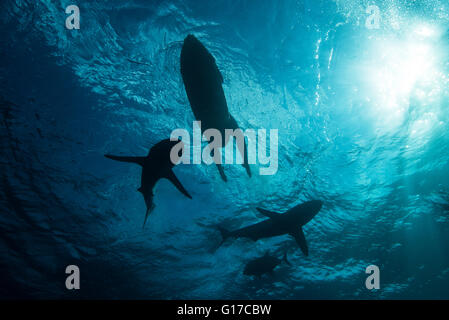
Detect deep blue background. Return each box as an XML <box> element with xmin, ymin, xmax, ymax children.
<box><xmin>1</xmin><ymin>0</ymin><xmax>449</xmax><ymax>299</ymax></box>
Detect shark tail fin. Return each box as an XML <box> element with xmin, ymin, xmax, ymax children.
<box><xmin>105</xmin><ymin>154</ymin><xmax>145</xmax><ymax>166</ymax></box>
<box><xmin>283</xmin><ymin>251</ymin><xmax>291</xmax><ymax>266</ymax></box>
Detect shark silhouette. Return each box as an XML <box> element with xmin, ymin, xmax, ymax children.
<box><xmin>243</xmin><ymin>251</ymin><xmax>291</xmax><ymax>277</ymax></box>
<box><xmin>105</xmin><ymin>139</ymin><xmax>192</xmax><ymax>227</ymax></box>
<box><xmin>180</xmin><ymin>34</ymin><xmax>251</xmax><ymax>182</ymax></box>
<box><xmin>219</xmin><ymin>200</ymin><xmax>323</xmax><ymax>256</ymax></box>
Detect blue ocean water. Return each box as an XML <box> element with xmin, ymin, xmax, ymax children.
<box><xmin>1</xmin><ymin>0</ymin><xmax>449</xmax><ymax>299</ymax></box>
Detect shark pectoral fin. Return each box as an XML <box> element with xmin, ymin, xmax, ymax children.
<box><xmin>165</xmin><ymin>169</ymin><xmax>192</xmax><ymax>199</ymax></box>
<box><xmin>216</xmin><ymin>163</ymin><xmax>227</xmax><ymax>182</ymax></box>
<box><xmin>143</xmin><ymin>207</ymin><xmax>151</xmax><ymax>229</ymax></box>
<box><xmin>291</xmin><ymin>228</ymin><xmax>308</xmax><ymax>256</ymax></box>
<box><xmin>212</xmin><ymin>61</ymin><xmax>224</xmax><ymax>84</ymax></box>
<box><xmin>256</xmin><ymin>207</ymin><xmax>280</xmax><ymax>219</ymax></box>
<box><xmin>105</xmin><ymin>155</ymin><xmax>145</xmax><ymax>166</ymax></box>
<box><xmin>142</xmin><ymin>194</ymin><xmax>155</xmax><ymax>228</ymax></box>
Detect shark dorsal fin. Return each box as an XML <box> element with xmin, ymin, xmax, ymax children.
<box><xmin>256</xmin><ymin>207</ymin><xmax>280</xmax><ymax>219</ymax></box>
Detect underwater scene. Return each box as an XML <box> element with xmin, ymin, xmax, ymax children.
<box><xmin>1</xmin><ymin>0</ymin><xmax>449</xmax><ymax>299</ymax></box>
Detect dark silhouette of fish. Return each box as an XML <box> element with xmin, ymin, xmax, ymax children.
<box><xmin>180</xmin><ymin>34</ymin><xmax>251</xmax><ymax>182</ymax></box>
<box><xmin>126</xmin><ymin>58</ymin><xmax>151</xmax><ymax>67</ymax></box>
<box><xmin>218</xmin><ymin>200</ymin><xmax>323</xmax><ymax>256</ymax></box>
<box><xmin>105</xmin><ymin>139</ymin><xmax>192</xmax><ymax>227</ymax></box>
<box><xmin>243</xmin><ymin>251</ymin><xmax>291</xmax><ymax>277</ymax></box>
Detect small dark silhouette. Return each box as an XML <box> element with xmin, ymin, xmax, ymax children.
<box><xmin>243</xmin><ymin>251</ymin><xmax>291</xmax><ymax>278</ymax></box>
<box><xmin>180</xmin><ymin>34</ymin><xmax>251</xmax><ymax>182</ymax></box>
<box><xmin>126</xmin><ymin>58</ymin><xmax>151</xmax><ymax>67</ymax></box>
<box><xmin>218</xmin><ymin>200</ymin><xmax>323</xmax><ymax>256</ymax></box>
<box><xmin>105</xmin><ymin>139</ymin><xmax>192</xmax><ymax>227</ymax></box>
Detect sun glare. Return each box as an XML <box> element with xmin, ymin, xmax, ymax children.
<box><xmin>364</xmin><ymin>24</ymin><xmax>442</xmax><ymax>128</ymax></box>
